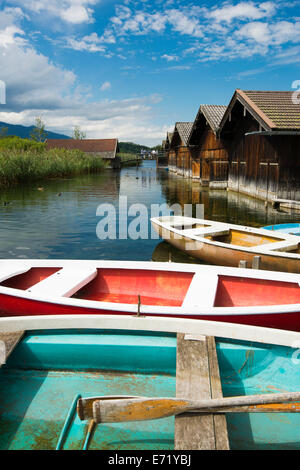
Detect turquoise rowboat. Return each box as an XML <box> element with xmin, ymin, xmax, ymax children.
<box><xmin>1</xmin><ymin>315</ymin><xmax>300</xmax><ymax>450</ymax></box>
<box><xmin>263</xmin><ymin>223</ymin><xmax>300</xmax><ymax>236</ymax></box>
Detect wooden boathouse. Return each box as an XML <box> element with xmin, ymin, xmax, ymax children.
<box><xmin>164</xmin><ymin>88</ymin><xmax>300</xmax><ymax>204</ymax></box>
<box><xmin>46</xmin><ymin>138</ymin><xmax>120</xmax><ymax>168</ymax></box>
<box><xmin>218</xmin><ymin>90</ymin><xmax>300</xmax><ymax>203</ymax></box>
<box><xmin>188</xmin><ymin>105</ymin><xmax>228</xmax><ymax>187</ymax></box>
<box><xmin>168</xmin><ymin>122</ymin><xmax>193</xmax><ymax>177</ymax></box>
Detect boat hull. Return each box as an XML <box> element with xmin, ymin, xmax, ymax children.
<box><xmin>152</xmin><ymin>221</ymin><xmax>300</xmax><ymax>273</ymax></box>
<box><xmin>0</xmin><ymin>291</ymin><xmax>300</xmax><ymax>331</ymax></box>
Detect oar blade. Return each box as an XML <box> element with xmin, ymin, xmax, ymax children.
<box><xmin>92</xmin><ymin>398</ymin><xmax>192</xmax><ymax>423</ymax></box>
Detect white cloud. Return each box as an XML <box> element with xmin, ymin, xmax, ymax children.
<box><xmin>167</xmin><ymin>9</ymin><xmax>203</xmax><ymax>37</ymax></box>
<box><xmin>66</xmin><ymin>34</ymin><xmax>106</xmax><ymax>52</ymax></box>
<box><xmin>0</xmin><ymin>25</ymin><xmax>25</xmax><ymax>48</ymax></box>
<box><xmin>100</xmin><ymin>81</ymin><xmax>111</xmax><ymax>91</ymax></box>
<box><xmin>208</xmin><ymin>1</ymin><xmax>276</xmax><ymax>23</ymax></box>
<box><xmin>161</xmin><ymin>54</ymin><xmax>178</xmax><ymax>62</ymax></box>
<box><xmin>236</xmin><ymin>20</ymin><xmax>300</xmax><ymax>45</ymax></box>
<box><xmin>107</xmin><ymin>6</ymin><xmax>203</xmax><ymax>39</ymax></box>
<box><xmin>0</xmin><ymin>9</ymin><xmax>166</xmax><ymax>145</ymax></box>
<box><xmin>7</xmin><ymin>0</ymin><xmax>98</xmax><ymax>24</ymax></box>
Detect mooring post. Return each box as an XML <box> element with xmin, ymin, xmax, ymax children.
<box><xmin>239</xmin><ymin>260</ymin><xmax>247</xmax><ymax>268</ymax></box>
<box><xmin>252</xmin><ymin>256</ymin><xmax>261</xmax><ymax>270</ymax></box>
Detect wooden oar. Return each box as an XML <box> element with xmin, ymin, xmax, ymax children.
<box><xmin>77</xmin><ymin>395</ymin><xmax>146</xmax><ymax>421</ymax></box>
<box><xmin>78</xmin><ymin>392</ymin><xmax>300</xmax><ymax>423</ymax></box>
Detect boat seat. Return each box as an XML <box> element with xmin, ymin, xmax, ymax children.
<box><xmin>180</xmin><ymin>227</ymin><xmax>230</xmax><ymax>238</ymax></box>
<box><xmin>250</xmin><ymin>240</ymin><xmax>299</xmax><ymax>253</ymax></box>
<box><xmin>27</xmin><ymin>267</ymin><xmax>97</xmax><ymax>298</ymax></box>
<box><xmin>0</xmin><ymin>264</ymin><xmax>31</xmax><ymax>283</ymax></box>
<box><xmin>182</xmin><ymin>273</ymin><xmax>219</xmax><ymax>308</ymax></box>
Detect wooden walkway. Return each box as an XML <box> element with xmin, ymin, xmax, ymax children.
<box><xmin>0</xmin><ymin>331</ymin><xmax>24</xmax><ymax>366</ymax></box>
<box><xmin>175</xmin><ymin>333</ymin><xmax>229</xmax><ymax>450</ymax></box>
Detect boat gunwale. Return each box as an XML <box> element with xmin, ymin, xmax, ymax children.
<box><xmin>1</xmin><ymin>313</ymin><xmax>300</xmax><ymax>349</ymax></box>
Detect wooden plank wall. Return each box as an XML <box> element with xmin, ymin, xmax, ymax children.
<box><xmin>226</xmin><ymin>111</ymin><xmax>300</xmax><ymax>202</ymax></box>
<box><xmin>191</xmin><ymin>127</ymin><xmax>228</xmax><ymax>184</ymax></box>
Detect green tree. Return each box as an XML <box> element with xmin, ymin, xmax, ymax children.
<box><xmin>30</xmin><ymin>116</ymin><xmax>48</xmax><ymax>142</ymax></box>
<box><xmin>73</xmin><ymin>126</ymin><xmax>86</xmax><ymax>140</ymax></box>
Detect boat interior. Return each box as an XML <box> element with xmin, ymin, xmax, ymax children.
<box><xmin>0</xmin><ymin>329</ymin><xmax>299</xmax><ymax>450</ymax></box>
<box><xmin>1</xmin><ymin>266</ymin><xmax>300</xmax><ymax>308</ymax></box>
<box><xmin>168</xmin><ymin>222</ymin><xmax>300</xmax><ymax>252</ymax></box>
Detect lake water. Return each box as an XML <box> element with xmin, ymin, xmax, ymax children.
<box><xmin>0</xmin><ymin>160</ymin><xmax>299</xmax><ymax>262</ymax></box>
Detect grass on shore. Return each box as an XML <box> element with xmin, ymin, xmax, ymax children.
<box><xmin>0</xmin><ymin>147</ymin><xmax>107</xmax><ymax>187</ymax></box>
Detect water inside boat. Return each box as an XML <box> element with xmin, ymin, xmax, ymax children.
<box><xmin>1</xmin><ymin>329</ymin><xmax>300</xmax><ymax>450</ymax></box>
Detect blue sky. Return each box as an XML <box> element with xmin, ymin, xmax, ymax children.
<box><xmin>0</xmin><ymin>0</ymin><xmax>299</xmax><ymax>145</ymax></box>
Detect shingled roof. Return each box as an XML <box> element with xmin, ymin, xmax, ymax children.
<box><xmin>170</xmin><ymin>122</ymin><xmax>194</xmax><ymax>147</ymax></box>
<box><xmin>46</xmin><ymin>139</ymin><xmax>119</xmax><ymax>158</ymax></box>
<box><xmin>219</xmin><ymin>89</ymin><xmax>300</xmax><ymax>133</ymax></box>
<box><xmin>201</xmin><ymin>105</ymin><xmax>227</xmax><ymax>132</ymax></box>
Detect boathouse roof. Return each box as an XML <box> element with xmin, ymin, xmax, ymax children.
<box><xmin>219</xmin><ymin>89</ymin><xmax>300</xmax><ymax>135</ymax></box>
<box><xmin>188</xmin><ymin>105</ymin><xmax>227</xmax><ymax>145</ymax></box>
<box><xmin>170</xmin><ymin>122</ymin><xmax>194</xmax><ymax>147</ymax></box>
<box><xmin>46</xmin><ymin>138</ymin><xmax>119</xmax><ymax>159</ymax></box>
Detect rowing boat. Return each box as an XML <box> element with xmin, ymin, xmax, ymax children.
<box><xmin>0</xmin><ymin>259</ymin><xmax>300</xmax><ymax>330</ymax></box>
<box><xmin>263</xmin><ymin>223</ymin><xmax>300</xmax><ymax>236</ymax></box>
<box><xmin>1</xmin><ymin>316</ymin><xmax>300</xmax><ymax>450</ymax></box>
<box><xmin>151</xmin><ymin>216</ymin><xmax>300</xmax><ymax>273</ymax></box>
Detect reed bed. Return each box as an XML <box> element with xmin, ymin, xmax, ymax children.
<box><xmin>0</xmin><ymin>147</ymin><xmax>107</xmax><ymax>187</ymax></box>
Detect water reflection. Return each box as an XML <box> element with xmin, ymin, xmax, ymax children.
<box><xmin>0</xmin><ymin>160</ymin><xmax>298</xmax><ymax>261</ymax></box>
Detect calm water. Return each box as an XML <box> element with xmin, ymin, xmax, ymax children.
<box><xmin>0</xmin><ymin>160</ymin><xmax>299</xmax><ymax>262</ymax></box>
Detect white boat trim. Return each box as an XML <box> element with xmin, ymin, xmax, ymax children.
<box><xmin>0</xmin><ymin>260</ymin><xmax>299</xmax><ymax>317</ymax></box>
<box><xmin>0</xmin><ymin>314</ymin><xmax>300</xmax><ymax>349</ymax></box>
<box><xmin>151</xmin><ymin>216</ymin><xmax>300</xmax><ymax>260</ymax></box>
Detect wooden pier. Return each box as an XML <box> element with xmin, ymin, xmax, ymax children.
<box><xmin>175</xmin><ymin>333</ymin><xmax>229</xmax><ymax>450</ymax></box>
<box><xmin>0</xmin><ymin>331</ymin><xmax>24</xmax><ymax>366</ymax></box>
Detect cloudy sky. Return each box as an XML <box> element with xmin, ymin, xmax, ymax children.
<box><xmin>0</xmin><ymin>0</ymin><xmax>299</xmax><ymax>146</ymax></box>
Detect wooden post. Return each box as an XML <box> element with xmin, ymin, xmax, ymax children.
<box><xmin>252</xmin><ymin>256</ymin><xmax>261</xmax><ymax>270</ymax></box>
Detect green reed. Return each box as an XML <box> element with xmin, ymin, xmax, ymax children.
<box><xmin>0</xmin><ymin>147</ymin><xmax>107</xmax><ymax>186</ymax></box>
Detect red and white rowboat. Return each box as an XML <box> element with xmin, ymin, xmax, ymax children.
<box><xmin>0</xmin><ymin>259</ymin><xmax>300</xmax><ymax>331</ymax></box>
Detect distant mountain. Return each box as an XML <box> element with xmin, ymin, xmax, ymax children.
<box><xmin>0</xmin><ymin>122</ymin><xmax>155</xmax><ymax>150</ymax></box>
<box><xmin>0</xmin><ymin>121</ymin><xmax>71</xmax><ymax>140</ymax></box>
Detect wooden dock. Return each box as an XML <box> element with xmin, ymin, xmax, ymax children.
<box><xmin>175</xmin><ymin>333</ymin><xmax>230</xmax><ymax>450</ymax></box>
<box><xmin>0</xmin><ymin>331</ymin><xmax>24</xmax><ymax>366</ymax></box>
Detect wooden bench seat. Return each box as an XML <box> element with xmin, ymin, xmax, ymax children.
<box><xmin>0</xmin><ymin>264</ymin><xmax>30</xmax><ymax>283</ymax></box>
<box><xmin>27</xmin><ymin>267</ymin><xmax>97</xmax><ymax>298</ymax></box>
<box><xmin>182</xmin><ymin>273</ymin><xmax>219</xmax><ymax>308</ymax></box>
<box><xmin>250</xmin><ymin>240</ymin><xmax>299</xmax><ymax>253</ymax></box>
<box><xmin>180</xmin><ymin>227</ymin><xmax>230</xmax><ymax>238</ymax></box>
